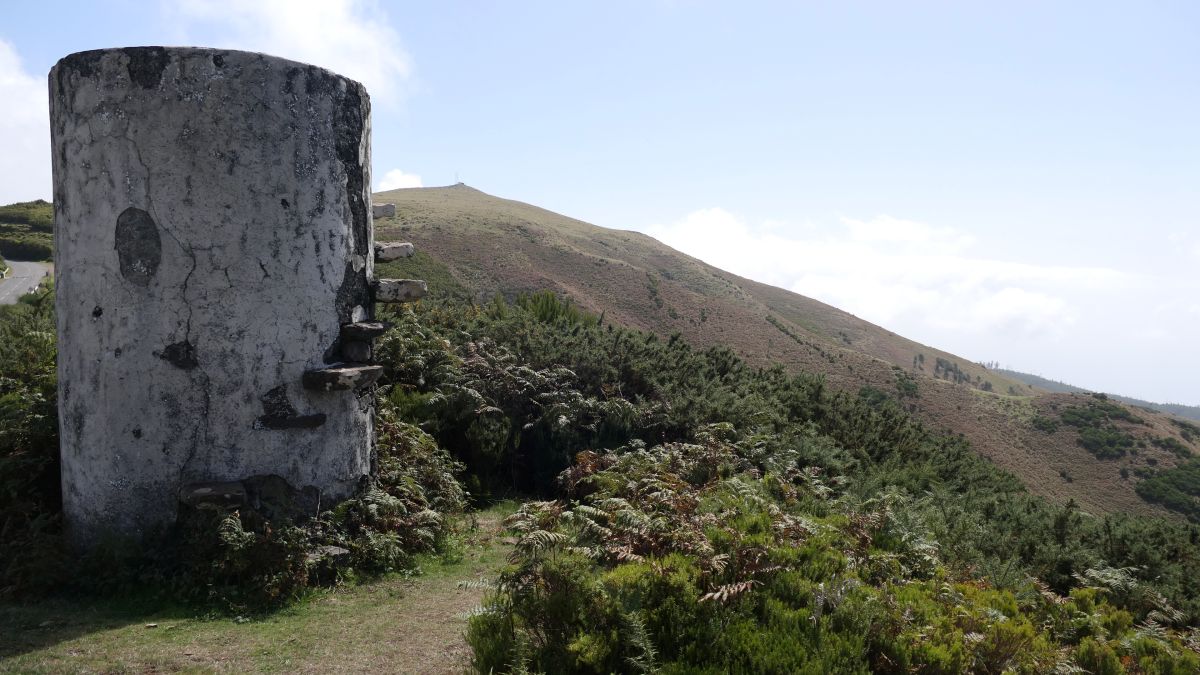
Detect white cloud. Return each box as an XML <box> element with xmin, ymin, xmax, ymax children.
<box><xmin>376</xmin><ymin>168</ymin><xmax>422</xmax><ymax>191</ymax></box>
<box><xmin>639</xmin><ymin>208</ymin><xmax>1200</xmax><ymax>401</ymax></box>
<box><xmin>643</xmin><ymin>208</ymin><xmax>1125</xmax><ymax>341</ymax></box>
<box><xmin>0</xmin><ymin>39</ymin><xmax>51</xmax><ymax>203</ymax></box>
<box><xmin>168</xmin><ymin>0</ymin><xmax>413</xmax><ymax>105</ymax></box>
<box><xmin>842</xmin><ymin>214</ymin><xmax>974</xmax><ymax>253</ymax></box>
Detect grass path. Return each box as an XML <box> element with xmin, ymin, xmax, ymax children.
<box><xmin>0</xmin><ymin>505</ymin><xmax>515</xmax><ymax>674</ymax></box>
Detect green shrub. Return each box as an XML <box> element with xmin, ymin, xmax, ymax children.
<box><xmin>1075</xmin><ymin>637</ymin><xmax>1123</xmax><ymax>674</ymax></box>
<box><xmin>0</xmin><ymin>231</ymin><xmax>53</xmax><ymax>261</ymax></box>
<box><xmin>174</xmin><ymin>507</ymin><xmax>311</xmax><ymax>610</ymax></box>
<box><xmin>1078</xmin><ymin>426</ymin><xmax>1135</xmax><ymax>459</ymax></box>
<box><xmin>1152</xmin><ymin>436</ymin><xmax>1193</xmax><ymax>459</ymax></box>
<box><xmin>1031</xmin><ymin>415</ymin><xmax>1060</xmax><ymax>433</ymax></box>
<box><xmin>0</xmin><ymin>200</ymin><xmax>53</xmax><ymax>231</ymax></box>
<box><xmin>1171</xmin><ymin>419</ymin><xmax>1200</xmax><ymax>443</ymax></box>
<box><xmin>1061</xmin><ymin>399</ymin><xmax>1145</xmax><ymax>427</ymax></box>
<box><xmin>0</xmin><ymin>296</ymin><xmax>61</xmax><ymax>598</ymax></box>
<box><xmin>467</xmin><ymin>439</ymin><xmax>1076</xmax><ymax>672</ymax></box>
<box><xmin>1135</xmin><ymin>459</ymin><xmax>1200</xmax><ymax>522</ymax></box>
<box><xmin>894</xmin><ymin>368</ymin><xmax>919</xmax><ymax>399</ymax></box>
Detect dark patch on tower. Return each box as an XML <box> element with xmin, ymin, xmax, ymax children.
<box><xmin>125</xmin><ymin>47</ymin><xmax>170</xmax><ymax>89</ymax></box>
<box><xmin>332</xmin><ymin>262</ymin><xmax>369</xmax><ymax>330</ymax></box>
<box><xmin>156</xmin><ymin>340</ymin><xmax>198</xmax><ymax>370</ymax></box>
<box><xmin>58</xmin><ymin>50</ymin><xmax>105</xmax><ymax>79</ymax></box>
<box><xmin>114</xmin><ymin>207</ymin><xmax>161</xmax><ymax>286</ymax></box>
<box><xmin>257</xmin><ymin>385</ymin><xmax>327</xmax><ymax>430</ymax></box>
<box><xmin>320</xmin><ymin>68</ymin><xmax>371</xmax><ymax>327</ymax></box>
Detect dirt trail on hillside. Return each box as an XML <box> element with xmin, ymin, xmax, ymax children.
<box><xmin>312</xmin><ymin>512</ymin><xmax>509</xmax><ymax>674</ymax></box>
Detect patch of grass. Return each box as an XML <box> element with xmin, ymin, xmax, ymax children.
<box><xmin>375</xmin><ymin>250</ymin><xmax>468</xmax><ymax>301</ymax></box>
<box><xmin>0</xmin><ymin>505</ymin><xmax>514</xmax><ymax>673</ymax></box>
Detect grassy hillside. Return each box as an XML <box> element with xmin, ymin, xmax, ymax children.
<box><xmin>373</xmin><ymin>184</ymin><xmax>1198</xmax><ymax>519</ymax></box>
<box><xmin>373</xmin><ymin>185</ymin><xmax>1022</xmax><ymax>389</ymax></box>
<box><xmin>0</xmin><ymin>200</ymin><xmax>53</xmax><ymax>262</ymax></box>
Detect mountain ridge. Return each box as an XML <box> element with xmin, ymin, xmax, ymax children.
<box><xmin>998</xmin><ymin>368</ymin><xmax>1200</xmax><ymax>421</ymax></box>
<box><xmin>372</xmin><ymin>184</ymin><xmax>1198</xmax><ymax>519</ymax></box>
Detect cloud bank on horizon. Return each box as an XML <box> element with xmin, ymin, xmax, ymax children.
<box><xmin>643</xmin><ymin>209</ymin><xmax>1200</xmax><ymax>405</ymax></box>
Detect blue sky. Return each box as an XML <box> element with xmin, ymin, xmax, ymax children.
<box><xmin>2</xmin><ymin>1</ymin><xmax>1197</xmax><ymax>404</ymax></box>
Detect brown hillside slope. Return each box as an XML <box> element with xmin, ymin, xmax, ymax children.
<box><xmin>373</xmin><ymin>184</ymin><xmax>1196</xmax><ymax>518</ymax></box>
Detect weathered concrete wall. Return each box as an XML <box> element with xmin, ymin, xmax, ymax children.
<box><xmin>49</xmin><ymin>47</ymin><xmax>376</xmax><ymax>542</ymax></box>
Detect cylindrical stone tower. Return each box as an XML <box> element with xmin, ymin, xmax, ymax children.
<box><xmin>50</xmin><ymin>47</ymin><xmax>378</xmax><ymax>542</ymax></box>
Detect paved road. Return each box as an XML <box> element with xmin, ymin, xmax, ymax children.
<box><xmin>0</xmin><ymin>260</ymin><xmax>51</xmax><ymax>304</ymax></box>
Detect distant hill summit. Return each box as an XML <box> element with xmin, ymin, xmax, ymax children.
<box><xmin>372</xmin><ymin>184</ymin><xmax>1198</xmax><ymax>520</ymax></box>
<box><xmin>998</xmin><ymin>368</ymin><xmax>1200</xmax><ymax>422</ymax></box>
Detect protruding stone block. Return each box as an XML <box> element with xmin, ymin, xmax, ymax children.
<box><xmin>341</xmin><ymin>340</ymin><xmax>372</xmax><ymax>363</ymax></box>
<box><xmin>303</xmin><ymin>364</ymin><xmax>384</xmax><ymax>392</ymax></box>
<box><xmin>374</xmin><ymin>279</ymin><xmax>427</xmax><ymax>303</ymax></box>
<box><xmin>180</xmin><ymin>481</ymin><xmax>247</xmax><ymax>509</ymax></box>
<box><xmin>306</xmin><ymin>545</ymin><xmax>351</xmax><ymax>565</ymax></box>
<box><xmin>372</xmin><ymin>203</ymin><xmax>396</xmax><ymax>218</ymax></box>
<box><xmin>340</xmin><ymin>321</ymin><xmax>389</xmax><ymax>341</ymax></box>
<box><xmin>375</xmin><ymin>241</ymin><xmax>414</xmax><ymax>261</ymax></box>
